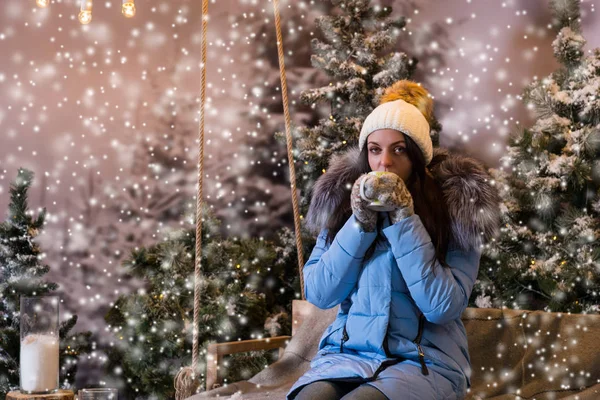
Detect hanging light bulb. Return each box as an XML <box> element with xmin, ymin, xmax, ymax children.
<box><xmin>36</xmin><ymin>0</ymin><xmax>50</xmax><ymax>8</ymax></box>
<box><xmin>78</xmin><ymin>0</ymin><xmax>92</xmax><ymax>25</ymax></box>
<box><xmin>122</xmin><ymin>0</ymin><xmax>136</xmax><ymax>18</ymax></box>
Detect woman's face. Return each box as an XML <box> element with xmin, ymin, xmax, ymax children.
<box><xmin>367</xmin><ymin>129</ymin><xmax>412</xmax><ymax>182</ymax></box>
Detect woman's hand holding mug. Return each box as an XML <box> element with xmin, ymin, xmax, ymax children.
<box><xmin>351</xmin><ymin>174</ymin><xmax>378</xmax><ymax>232</ymax></box>
<box><xmin>357</xmin><ymin>171</ymin><xmax>414</xmax><ymax>224</ymax></box>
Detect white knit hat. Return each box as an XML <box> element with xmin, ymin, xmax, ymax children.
<box><xmin>359</xmin><ymin>99</ymin><xmax>433</xmax><ymax>165</ymax></box>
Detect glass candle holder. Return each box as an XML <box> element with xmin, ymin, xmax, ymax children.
<box><xmin>20</xmin><ymin>296</ymin><xmax>59</xmax><ymax>394</ymax></box>
<box><xmin>78</xmin><ymin>388</ymin><xmax>119</xmax><ymax>400</ymax></box>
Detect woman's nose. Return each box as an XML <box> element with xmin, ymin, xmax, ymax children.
<box><xmin>380</xmin><ymin>151</ymin><xmax>393</xmax><ymax>168</ymax></box>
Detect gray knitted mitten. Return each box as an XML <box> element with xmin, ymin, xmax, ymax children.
<box><xmin>350</xmin><ymin>174</ymin><xmax>378</xmax><ymax>232</ymax></box>
<box><xmin>373</xmin><ymin>172</ymin><xmax>414</xmax><ymax>224</ymax></box>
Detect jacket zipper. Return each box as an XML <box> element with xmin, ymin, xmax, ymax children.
<box><xmin>340</xmin><ymin>325</ymin><xmax>349</xmax><ymax>353</ymax></box>
<box><xmin>339</xmin><ymin>314</ymin><xmax>427</xmax><ymax>376</ymax></box>
<box><xmin>413</xmin><ymin>313</ymin><xmax>429</xmax><ymax>376</ymax></box>
<box><xmin>371</xmin><ymin>358</ymin><xmax>403</xmax><ymax>380</ymax></box>
<box><xmin>336</xmin><ymin>322</ymin><xmax>404</xmax><ymax>382</ymax></box>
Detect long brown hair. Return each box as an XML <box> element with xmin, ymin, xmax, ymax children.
<box><xmin>325</xmin><ymin>134</ymin><xmax>452</xmax><ymax>271</ymax></box>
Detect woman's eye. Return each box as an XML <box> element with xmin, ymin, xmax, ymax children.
<box><xmin>369</xmin><ymin>147</ymin><xmax>404</xmax><ymax>154</ymax></box>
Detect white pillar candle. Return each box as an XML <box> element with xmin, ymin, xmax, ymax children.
<box><xmin>20</xmin><ymin>334</ymin><xmax>59</xmax><ymax>393</ymax></box>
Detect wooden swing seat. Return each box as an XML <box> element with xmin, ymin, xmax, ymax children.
<box><xmin>189</xmin><ymin>301</ymin><xmax>600</xmax><ymax>400</ymax></box>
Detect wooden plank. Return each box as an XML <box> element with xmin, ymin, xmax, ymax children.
<box><xmin>6</xmin><ymin>390</ymin><xmax>74</xmax><ymax>400</ymax></box>
<box><xmin>205</xmin><ymin>336</ymin><xmax>291</xmax><ymax>390</ymax></box>
<box><xmin>205</xmin><ymin>342</ymin><xmax>220</xmax><ymax>392</ymax></box>
<box><xmin>211</xmin><ymin>336</ymin><xmax>290</xmax><ymax>355</ymax></box>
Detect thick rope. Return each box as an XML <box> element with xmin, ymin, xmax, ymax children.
<box><xmin>174</xmin><ymin>0</ymin><xmax>209</xmax><ymax>397</ymax></box>
<box><xmin>272</xmin><ymin>0</ymin><xmax>305</xmax><ymax>300</ymax></box>
<box><xmin>175</xmin><ymin>1</ymin><xmax>304</xmax><ymax>396</ymax></box>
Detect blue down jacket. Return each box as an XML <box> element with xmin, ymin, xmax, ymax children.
<box><xmin>287</xmin><ymin>147</ymin><xmax>500</xmax><ymax>399</ymax></box>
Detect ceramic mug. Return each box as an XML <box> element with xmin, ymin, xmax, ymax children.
<box><xmin>359</xmin><ymin>171</ymin><xmax>398</xmax><ymax>212</ymax></box>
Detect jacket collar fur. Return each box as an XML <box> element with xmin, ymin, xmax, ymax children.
<box><xmin>305</xmin><ymin>146</ymin><xmax>501</xmax><ymax>251</ymax></box>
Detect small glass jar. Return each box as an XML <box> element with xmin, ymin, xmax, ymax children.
<box><xmin>20</xmin><ymin>296</ymin><xmax>59</xmax><ymax>394</ymax></box>
<box><xmin>78</xmin><ymin>388</ymin><xmax>119</xmax><ymax>400</ymax></box>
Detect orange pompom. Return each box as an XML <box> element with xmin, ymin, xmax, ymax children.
<box><xmin>380</xmin><ymin>80</ymin><xmax>433</xmax><ymax>125</ymax></box>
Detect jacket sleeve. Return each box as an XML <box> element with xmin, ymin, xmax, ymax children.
<box><xmin>382</xmin><ymin>214</ymin><xmax>482</xmax><ymax>325</ymax></box>
<box><xmin>303</xmin><ymin>215</ymin><xmax>378</xmax><ymax>310</ymax></box>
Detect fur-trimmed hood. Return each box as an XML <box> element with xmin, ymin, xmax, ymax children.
<box><xmin>305</xmin><ymin>146</ymin><xmax>501</xmax><ymax>251</ymax></box>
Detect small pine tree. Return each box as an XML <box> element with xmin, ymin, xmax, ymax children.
<box><xmin>473</xmin><ymin>0</ymin><xmax>600</xmax><ymax>313</ymax></box>
<box><xmin>103</xmin><ymin>207</ymin><xmax>298</xmax><ymax>399</ymax></box>
<box><xmin>0</xmin><ymin>169</ymin><xmax>92</xmax><ymax>396</ymax></box>
<box><xmin>218</xmin><ymin>1</ymin><xmax>332</xmax><ymax>240</ymax></box>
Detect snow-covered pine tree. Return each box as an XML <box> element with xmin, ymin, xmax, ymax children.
<box><xmin>216</xmin><ymin>2</ymin><xmax>331</xmax><ymax>240</ymax></box>
<box><xmin>42</xmin><ymin>31</ymin><xmax>201</xmax><ymax>336</ymax></box>
<box><xmin>473</xmin><ymin>0</ymin><xmax>600</xmax><ymax>313</ymax></box>
<box><xmin>102</xmin><ymin>207</ymin><xmax>298</xmax><ymax>399</ymax></box>
<box><xmin>291</xmin><ymin>0</ymin><xmax>444</xmax><ymax>206</ymax></box>
<box><xmin>0</xmin><ymin>169</ymin><xmax>92</xmax><ymax>396</ymax></box>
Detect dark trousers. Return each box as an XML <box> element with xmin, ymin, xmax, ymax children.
<box><xmin>294</xmin><ymin>380</ymin><xmax>389</xmax><ymax>400</ymax></box>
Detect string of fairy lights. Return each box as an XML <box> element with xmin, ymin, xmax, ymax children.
<box><xmin>35</xmin><ymin>0</ymin><xmax>136</xmax><ymax>24</ymax></box>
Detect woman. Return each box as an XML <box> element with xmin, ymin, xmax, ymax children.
<box><xmin>287</xmin><ymin>80</ymin><xmax>500</xmax><ymax>400</ymax></box>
